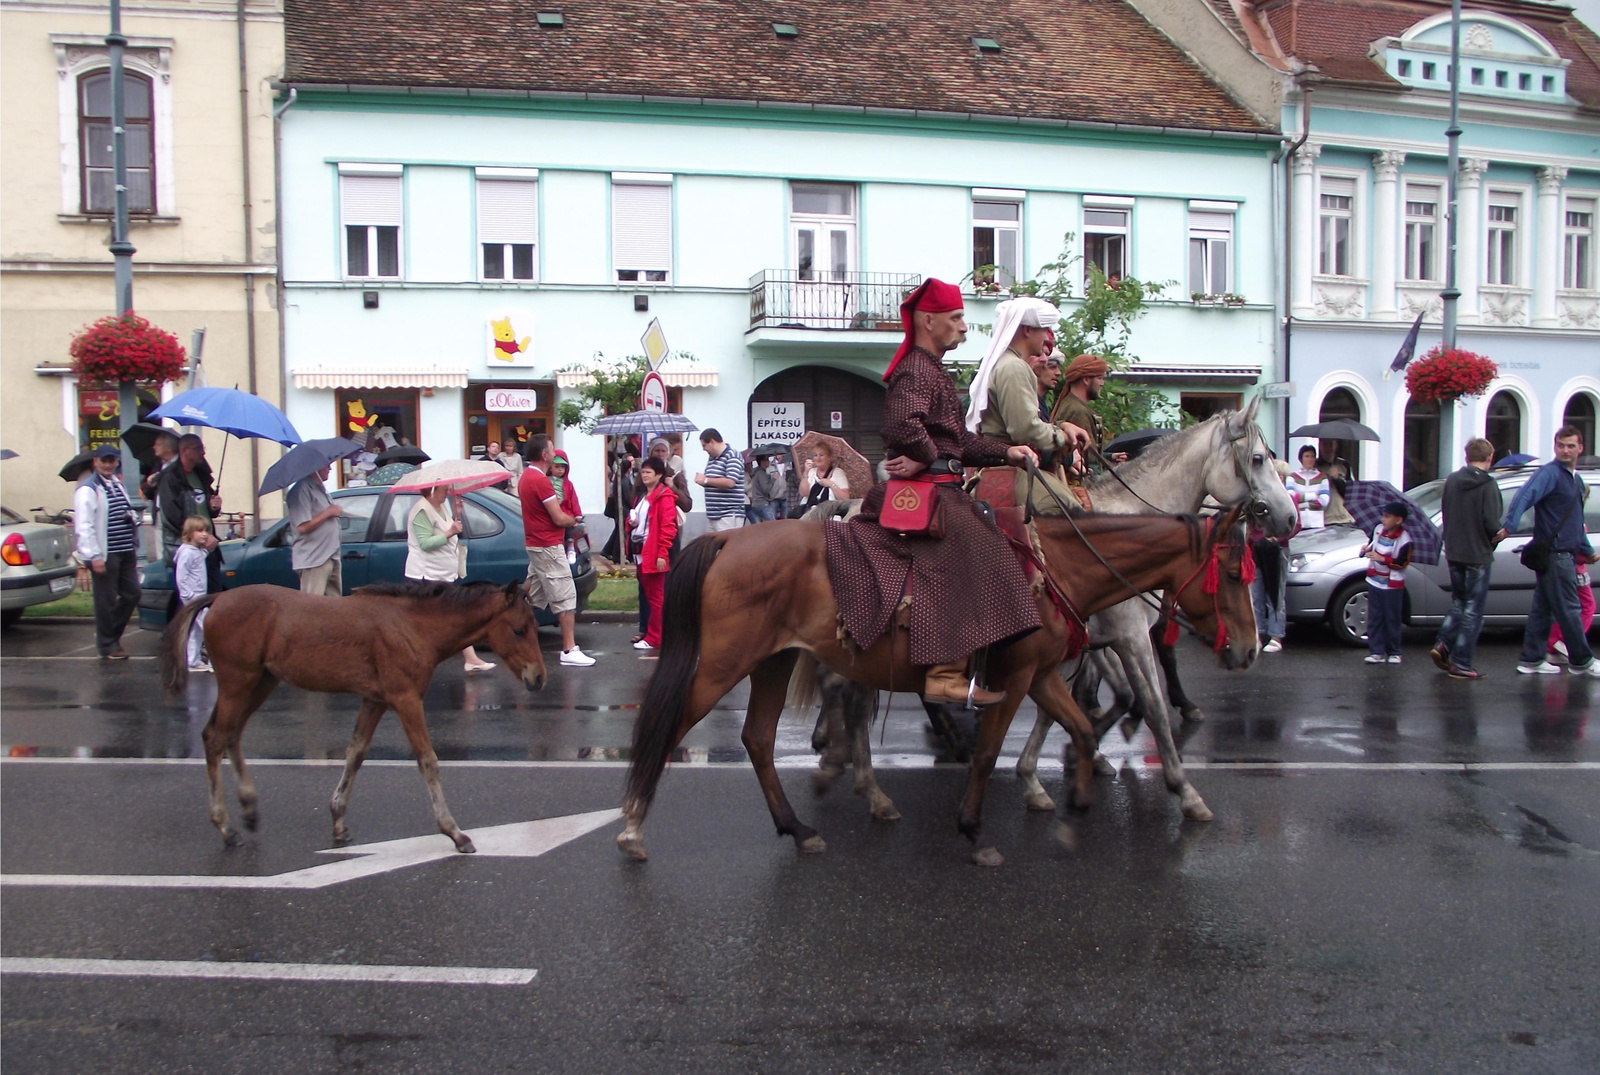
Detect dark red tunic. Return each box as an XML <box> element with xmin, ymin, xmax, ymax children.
<box><xmin>825</xmin><ymin>347</ymin><xmax>1042</xmax><ymax>665</ymax></box>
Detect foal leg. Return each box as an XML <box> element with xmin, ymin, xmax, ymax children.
<box><xmin>329</xmin><ymin>698</ymin><xmax>387</xmax><ymax>846</ymax></box>
<box><xmin>740</xmin><ymin>652</ymin><xmax>825</xmax><ymax>852</ymax></box>
<box><xmin>201</xmin><ymin>704</ymin><xmax>235</xmax><ymax>847</ymax></box>
<box><xmin>846</xmin><ymin>689</ymin><xmax>898</xmax><ymax>821</ymax></box>
<box><xmin>391</xmin><ymin>695</ymin><xmax>475</xmax><ymax>853</ymax></box>
<box><xmin>226</xmin><ymin>673</ymin><xmax>278</xmax><ymax>832</ymax></box>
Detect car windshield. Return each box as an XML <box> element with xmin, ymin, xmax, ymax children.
<box><xmin>1</xmin><ymin>506</ymin><xmax>23</xmax><ymax>525</ymax></box>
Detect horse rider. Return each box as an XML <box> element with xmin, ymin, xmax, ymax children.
<box><xmin>966</xmin><ymin>297</ymin><xmax>1089</xmax><ymax>513</ymax></box>
<box><xmin>831</xmin><ymin>277</ymin><xmax>1089</xmax><ymax>708</ymax></box>
<box><xmin>1050</xmin><ymin>353</ymin><xmax>1125</xmax><ymax>507</ymax></box>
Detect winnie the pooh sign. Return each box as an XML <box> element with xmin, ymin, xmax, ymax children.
<box><xmin>486</xmin><ymin>313</ymin><xmax>535</xmax><ymax>367</ymax></box>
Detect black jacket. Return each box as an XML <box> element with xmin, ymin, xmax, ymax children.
<box><xmin>1440</xmin><ymin>465</ymin><xmax>1503</xmax><ymax>566</ymax></box>
<box><xmin>156</xmin><ymin>459</ymin><xmax>216</xmax><ymax>556</ymax></box>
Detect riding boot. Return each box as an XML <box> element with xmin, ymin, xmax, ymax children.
<box><xmin>923</xmin><ymin>662</ymin><xmax>1006</xmax><ymax>709</ymax></box>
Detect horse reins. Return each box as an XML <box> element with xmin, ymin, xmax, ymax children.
<box><xmin>1158</xmin><ymin>517</ymin><xmax>1256</xmax><ymax>655</ymax></box>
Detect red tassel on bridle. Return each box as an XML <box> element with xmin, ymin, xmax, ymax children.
<box><xmin>1166</xmin><ymin>518</ymin><xmax>1253</xmax><ymax>655</ymax></box>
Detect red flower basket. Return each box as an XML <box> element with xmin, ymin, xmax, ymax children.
<box><xmin>1405</xmin><ymin>346</ymin><xmax>1498</xmax><ymax>404</ymax></box>
<box><xmin>70</xmin><ymin>313</ymin><xmax>186</xmax><ymax>387</ymax></box>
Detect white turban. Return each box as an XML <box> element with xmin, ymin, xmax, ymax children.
<box><xmin>964</xmin><ymin>297</ymin><xmax>1060</xmax><ymax>433</ymax></box>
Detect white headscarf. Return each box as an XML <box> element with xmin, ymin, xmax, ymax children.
<box><xmin>964</xmin><ymin>297</ymin><xmax>1060</xmax><ymax>433</ymax></box>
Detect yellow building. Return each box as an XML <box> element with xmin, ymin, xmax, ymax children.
<box><xmin>1</xmin><ymin>0</ymin><xmax>283</xmax><ymax>527</ymax></box>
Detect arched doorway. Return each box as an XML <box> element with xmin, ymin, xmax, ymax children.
<box><xmin>750</xmin><ymin>365</ymin><xmax>887</xmax><ymax>466</ymax></box>
<box><xmin>1318</xmin><ymin>387</ymin><xmax>1362</xmax><ymax>479</ymax></box>
<box><xmin>1563</xmin><ymin>393</ymin><xmax>1597</xmax><ymax>457</ymax></box>
<box><xmin>1402</xmin><ymin>397</ymin><xmax>1441</xmax><ymax>492</ymax></box>
<box><xmin>1485</xmin><ymin>391</ymin><xmax>1522</xmax><ymax>462</ymax></box>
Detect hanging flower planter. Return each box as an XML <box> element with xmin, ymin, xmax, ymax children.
<box><xmin>1405</xmin><ymin>346</ymin><xmax>1498</xmax><ymax>404</ymax></box>
<box><xmin>69</xmin><ymin>312</ymin><xmax>187</xmax><ymax>387</ymax></box>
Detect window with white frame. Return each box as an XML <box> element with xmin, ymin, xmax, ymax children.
<box><xmin>1564</xmin><ymin>198</ymin><xmax>1594</xmax><ymax>290</ymax></box>
<box><xmin>477</xmin><ymin>171</ymin><xmax>538</xmax><ymax>282</ymax></box>
<box><xmin>78</xmin><ymin>70</ymin><xmax>155</xmax><ymax>214</ymax></box>
<box><xmin>1486</xmin><ymin>192</ymin><xmax>1520</xmax><ymax>286</ymax></box>
<box><xmin>1083</xmin><ymin>202</ymin><xmax>1129</xmax><ymax>285</ymax></box>
<box><xmin>790</xmin><ymin>182</ymin><xmax>856</xmax><ymax>282</ymax></box>
<box><xmin>340</xmin><ymin>166</ymin><xmax>402</xmax><ymax>279</ymax></box>
<box><xmin>1187</xmin><ymin>208</ymin><xmax>1233</xmax><ymax>295</ymax></box>
<box><xmin>1318</xmin><ymin>176</ymin><xmax>1355</xmax><ymax>277</ymax></box>
<box><xmin>1403</xmin><ymin>184</ymin><xmax>1441</xmax><ymax>282</ymax></box>
<box><xmin>613</xmin><ymin>174</ymin><xmax>672</xmax><ymax>283</ymax></box>
<box><xmin>972</xmin><ymin>195</ymin><xmax>1021</xmax><ymax>289</ymax></box>
<box><xmin>52</xmin><ymin>36</ymin><xmax>175</xmax><ymax>219</ymax></box>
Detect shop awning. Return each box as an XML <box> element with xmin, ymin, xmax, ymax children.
<box><xmin>1118</xmin><ymin>365</ymin><xmax>1263</xmax><ymax>383</ymax></box>
<box><xmin>291</xmin><ymin>367</ymin><xmax>469</xmax><ymax>390</ymax></box>
<box><xmin>555</xmin><ymin>361</ymin><xmax>719</xmax><ymax>389</ymax></box>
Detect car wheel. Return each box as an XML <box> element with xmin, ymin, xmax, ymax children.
<box><xmin>1</xmin><ymin>607</ymin><xmax>24</xmax><ymax>629</ymax></box>
<box><xmin>1328</xmin><ymin>579</ymin><xmax>1369</xmax><ymax>648</ymax></box>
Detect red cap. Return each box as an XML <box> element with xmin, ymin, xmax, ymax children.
<box><xmin>884</xmin><ymin>278</ymin><xmax>964</xmax><ymax>381</ymax></box>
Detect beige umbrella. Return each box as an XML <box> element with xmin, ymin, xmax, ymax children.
<box><xmin>791</xmin><ymin>431</ymin><xmax>873</xmax><ymax>496</ymax></box>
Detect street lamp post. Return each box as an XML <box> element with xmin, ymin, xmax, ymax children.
<box><xmin>1440</xmin><ymin>0</ymin><xmax>1462</xmax><ymax>350</ymax></box>
<box><xmin>107</xmin><ymin>0</ymin><xmax>142</xmax><ymax>504</ymax></box>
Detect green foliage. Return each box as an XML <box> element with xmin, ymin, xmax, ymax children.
<box><xmin>963</xmin><ymin>235</ymin><xmax>1182</xmax><ymax>437</ymax></box>
<box><xmin>555</xmin><ymin>353</ymin><xmax>697</xmax><ymax>431</ymax></box>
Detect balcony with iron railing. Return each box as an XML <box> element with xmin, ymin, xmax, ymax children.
<box><xmin>747</xmin><ymin>270</ymin><xmax>922</xmax><ymax>335</ymax></box>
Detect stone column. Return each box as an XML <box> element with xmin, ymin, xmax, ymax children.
<box><xmin>1455</xmin><ymin>158</ymin><xmax>1487</xmax><ymax>324</ymax></box>
<box><xmin>1291</xmin><ymin>144</ymin><xmax>1320</xmax><ymax>318</ymax></box>
<box><xmin>1534</xmin><ymin>165</ymin><xmax>1568</xmax><ymax>327</ymax></box>
<box><xmin>1371</xmin><ymin>150</ymin><xmax>1405</xmax><ymax>319</ymax></box>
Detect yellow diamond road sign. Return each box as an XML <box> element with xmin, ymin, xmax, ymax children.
<box><xmin>641</xmin><ymin>319</ymin><xmax>669</xmax><ymax>371</ymax></box>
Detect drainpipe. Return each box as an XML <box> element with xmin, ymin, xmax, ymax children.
<box><xmin>237</xmin><ymin>0</ymin><xmax>261</xmax><ymax>528</ymax></box>
<box><xmin>272</xmin><ymin>86</ymin><xmax>297</xmax><ymax>464</ymax></box>
<box><xmin>1276</xmin><ymin>77</ymin><xmax>1314</xmax><ymax>457</ymax></box>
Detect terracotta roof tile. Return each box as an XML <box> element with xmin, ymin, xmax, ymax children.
<box><xmin>284</xmin><ymin>0</ymin><xmax>1272</xmax><ymax>133</ymax></box>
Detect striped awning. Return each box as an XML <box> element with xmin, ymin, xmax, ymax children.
<box><xmin>555</xmin><ymin>361</ymin><xmax>719</xmax><ymax>389</ymax></box>
<box><xmin>291</xmin><ymin>367</ymin><xmax>469</xmax><ymax>390</ymax></box>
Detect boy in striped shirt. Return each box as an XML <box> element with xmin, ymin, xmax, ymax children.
<box><xmin>1360</xmin><ymin>500</ymin><xmax>1413</xmax><ymax>665</ymax></box>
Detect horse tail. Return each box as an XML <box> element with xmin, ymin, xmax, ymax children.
<box><xmin>161</xmin><ymin>594</ymin><xmax>220</xmax><ymax>700</ymax></box>
<box><xmin>625</xmin><ymin>533</ymin><xmax>728</xmax><ymax>813</ymax></box>
<box><xmin>786</xmin><ymin>650</ymin><xmax>820</xmax><ymax>714</ymax></box>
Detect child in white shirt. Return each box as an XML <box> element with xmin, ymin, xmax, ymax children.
<box><xmin>173</xmin><ymin>516</ymin><xmax>216</xmax><ymax>672</ymax></box>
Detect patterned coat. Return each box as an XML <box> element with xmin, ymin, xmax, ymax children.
<box><xmin>826</xmin><ymin>347</ymin><xmax>1042</xmax><ymax>665</ymax></box>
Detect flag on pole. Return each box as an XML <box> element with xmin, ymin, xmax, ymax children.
<box><xmin>1383</xmin><ymin>311</ymin><xmax>1425</xmax><ymax>381</ymax></box>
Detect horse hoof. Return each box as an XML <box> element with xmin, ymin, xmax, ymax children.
<box><xmin>454</xmin><ymin>836</ymin><xmax>477</xmax><ymax>854</ymax></box>
<box><xmin>221</xmin><ymin>829</ymin><xmax>241</xmax><ymax>848</ymax></box>
<box><xmin>1023</xmin><ymin>791</ymin><xmax>1057</xmax><ymax>813</ymax></box>
<box><xmin>242</xmin><ymin>812</ymin><xmax>259</xmax><ymax>832</ymax></box>
<box><xmin>812</xmin><ymin>769</ymin><xmax>841</xmax><ymax>795</ymax></box>
<box><xmin>1066</xmin><ymin>786</ymin><xmax>1093</xmax><ymax>813</ymax></box>
<box><xmin>617</xmin><ymin>832</ymin><xmax>648</xmax><ymax>861</ymax></box>
<box><xmin>1051</xmin><ymin>820</ymin><xmax>1078</xmax><ymax>851</ymax></box>
<box><xmin>1181</xmin><ymin>707</ymin><xmax>1206</xmax><ymax>723</ymax></box>
<box><xmin>797</xmin><ymin>834</ymin><xmax>827</xmax><ymax>854</ymax></box>
<box><xmin>332</xmin><ymin>830</ymin><xmax>354</xmax><ymax>847</ymax></box>
<box><xmin>1093</xmin><ymin>754</ymin><xmax>1117</xmax><ymax>777</ymax></box>
<box><xmin>971</xmin><ymin>846</ymin><xmax>1004</xmax><ymax>868</ymax></box>
<box><xmin>1182</xmin><ymin>800</ymin><xmax>1215</xmax><ymax>822</ymax></box>
<box><xmin>870</xmin><ymin>804</ymin><xmax>901</xmax><ymax>822</ymax></box>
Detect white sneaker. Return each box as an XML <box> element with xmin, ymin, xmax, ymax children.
<box><xmin>1569</xmin><ymin>661</ymin><xmax>1600</xmax><ymax>678</ymax></box>
<box><xmin>1517</xmin><ymin>661</ymin><xmax>1562</xmax><ymax>675</ymax></box>
<box><xmin>560</xmin><ymin>647</ymin><xmax>596</xmax><ymax>667</ymax></box>
<box><xmin>632</xmin><ymin>639</ymin><xmax>654</xmax><ymax>651</ymax></box>
<box><xmin>190</xmin><ymin>663</ymin><xmax>213</xmax><ymax>673</ymax></box>
<box><xmin>1552</xmin><ymin>640</ymin><xmax>1569</xmax><ymax>660</ymax></box>
<box><xmin>1364</xmin><ymin>654</ymin><xmax>1385</xmax><ymax>664</ymax></box>
<box><xmin>1387</xmin><ymin>655</ymin><xmax>1402</xmax><ymax>664</ymax></box>
<box><xmin>1263</xmin><ymin>638</ymin><xmax>1283</xmax><ymax>653</ymax></box>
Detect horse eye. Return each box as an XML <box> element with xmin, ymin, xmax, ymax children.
<box><xmin>512</xmin><ymin>627</ymin><xmax>526</xmax><ymax>637</ymax></box>
<box><xmin>1252</xmin><ymin>455</ymin><xmax>1264</xmax><ymax>466</ymax></box>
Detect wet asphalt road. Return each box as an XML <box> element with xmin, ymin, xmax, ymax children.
<box><xmin>2</xmin><ymin>616</ymin><xmax>1597</xmax><ymax>1073</ymax></box>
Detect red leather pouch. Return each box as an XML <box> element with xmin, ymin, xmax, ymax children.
<box><xmin>880</xmin><ymin>480</ymin><xmax>944</xmax><ymax>537</ymax></box>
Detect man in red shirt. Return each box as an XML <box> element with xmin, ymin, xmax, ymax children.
<box><xmin>518</xmin><ymin>435</ymin><xmax>595</xmax><ymax>667</ymax></box>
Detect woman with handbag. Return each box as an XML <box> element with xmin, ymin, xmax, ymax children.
<box><xmin>634</xmin><ymin>457</ymin><xmax>679</xmax><ymax>653</ymax></box>
<box><xmin>405</xmin><ymin>484</ymin><xmax>496</xmax><ymax>673</ymax></box>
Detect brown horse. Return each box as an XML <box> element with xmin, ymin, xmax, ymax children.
<box><xmin>620</xmin><ymin>506</ymin><xmax>1256</xmax><ymax>865</ymax></box>
<box><xmin>162</xmin><ymin>580</ymin><xmax>548</xmax><ymax>852</ymax></box>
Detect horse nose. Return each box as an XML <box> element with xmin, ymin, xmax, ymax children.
<box><xmin>523</xmin><ymin>667</ymin><xmax>546</xmax><ymax>691</ymax></box>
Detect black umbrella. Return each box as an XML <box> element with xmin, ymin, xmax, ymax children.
<box><xmin>1289</xmin><ymin>419</ymin><xmax>1381</xmax><ymax>442</ymax></box>
<box><xmin>258</xmin><ymin>437</ymin><xmax>363</xmax><ymax>496</ymax></box>
<box><xmin>59</xmin><ymin>450</ymin><xmax>99</xmax><ymax>483</ymax></box>
<box><xmin>1104</xmin><ymin>428</ymin><xmax>1176</xmax><ymax>456</ymax></box>
<box><xmin>1</xmin><ymin>449</ymin><xmax>17</xmax><ymax>460</ymax></box>
<box><xmin>120</xmin><ymin>422</ymin><xmax>175</xmax><ymax>467</ymax></box>
<box><xmin>373</xmin><ymin>444</ymin><xmax>430</xmax><ymax>466</ymax></box>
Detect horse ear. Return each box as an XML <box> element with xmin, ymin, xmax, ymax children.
<box><xmin>1243</xmin><ymin>395</ymin><xmax>1261</xmax><ymax>425</ymax></box>
<box><xmin>502</xmin><ymin>579</ymin><xmax>519</xmax><ymax>602</ymax></box>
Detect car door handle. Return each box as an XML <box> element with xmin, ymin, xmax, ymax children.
<box><xmin>342</xmin><ymin>550</ymin><xmax>366</xmax><ymax>559</ymax></box>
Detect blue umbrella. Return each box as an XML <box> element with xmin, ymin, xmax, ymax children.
<box><xmin>1492</xmin><ymin>453</ymin><xmax>1537</xmax><ymax>470</ymax></box>
<box><xmin>589</xmin><ymin>410</ymin><xmax>698</xmax><ymax>436</ymax></box>
<box><xmin>148</xmin><ymin>387</ymin><xmax>301</xmax><ymax>445</ymax></box>
<box><xmin>258</xmin><ymin>437</ymin><xmax>363</xmax><ymax>496</ymax></box>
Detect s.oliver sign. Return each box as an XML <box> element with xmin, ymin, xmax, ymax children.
<box><xmin>485</xmin><ymin>388</ymin><xmax>538</xmax><ymax>412</ymax></box>
<box><xmin>751</xmin><ymin>402</ymin><xmax>805</xmax><ymax>445</ymax></box>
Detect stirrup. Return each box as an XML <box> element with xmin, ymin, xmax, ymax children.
<box><xmin>965</xmin><ymin>679</ymin><xmax>982</xmax><ymax>711</ymax></box>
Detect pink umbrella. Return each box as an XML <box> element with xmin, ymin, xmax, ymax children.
<box><xmin>388</xmin><ymin>459</ymin><xmax>511</xmax><ymax>494</ymax></box>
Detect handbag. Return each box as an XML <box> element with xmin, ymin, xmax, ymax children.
<box><xmin>1519</xmin><ymin>476</ymin><xmax>1581</xmax><ymax>573</ymax></box>
<box><xmin>879</xmin><ymin>479</ymin><xmax>945</xmax><ymax>538</ymax></box>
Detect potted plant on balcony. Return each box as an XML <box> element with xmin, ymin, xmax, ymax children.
<box><xmin>69</xmin><ymin>312</ymin><xmax>186</xmax><ymax>387</ymax></box>
<box><xmin>1222</xmin><ymin>292</ymin><xmax>1246</xmax><ymax>307</ymax></box>
<box><xmin>1404</xmin><ymin>346</ymin><xmax>1498</xmax><ymax>404</ymax></box>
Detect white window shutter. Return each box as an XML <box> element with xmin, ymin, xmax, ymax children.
<box><xmin>613</xmin><ymin>182</ymin><xmax>671</xmax><ymax>273</ymax></box>
<box><xmin>478</xmin><ymin>180</ymin><xmax>538</xmax><ymax>244</ymax></box>
<box><xmin>1189</xmin><ymin>211</ymin><xmax>1234</xmax><ymax>232</ymax></box>
<box><xmin>1320</xmin><ymin>176</ymin><xmax>1356</xmax><ymax>199</ymax></box>
<box><xmin>340</xmin><ymin>175</ymin><xmax>401</xmax><ymax>226</ymax></box>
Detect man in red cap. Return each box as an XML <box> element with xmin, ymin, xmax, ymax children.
<box><xmin>824</xmin><ymin>279</ymin><xmax>1088</xmax><ymax>707</ymax></box>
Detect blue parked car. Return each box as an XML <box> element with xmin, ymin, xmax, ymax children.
<box><xmin>138</xmin><ymin>486</ymin><xmax>595</xmax><ymax>629</ymax></box>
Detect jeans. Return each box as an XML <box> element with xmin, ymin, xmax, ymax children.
<box><xmin>92</xmin><ymin>550</ymin><xmax>140</xmax><ymax>655</ymax></box>
<box><xmin>1520</xmin><ymin>553</ymin><xmax>1595</xmax><ymax>668</ymax></box>
<box><xmin>749</xmin><ymin>503</ymin><xmax>778</xmax><ymax>524</ymax></box>
<box><xmin>1251</xmin><ymin>570</ymin><xmax>1286</xmax><ymax>640</ymax></box>
<box><xmin>1434</xmin><ymin>561</ymin><xmax>1492</xmax><ymax>671</ymax></box>
<box><xmin>1367</xmin><ymin>585</ymin><xmax>1404</xmax><ymax>657</ymax></box>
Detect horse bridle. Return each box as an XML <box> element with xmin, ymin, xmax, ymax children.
<box><xmin>1082</xmin><ymin>418</ymin><xmax>1275</xmax><ymax>526</ymax></box>
<box><xmin>1158</xmin><ymin>516</ymin><xmax>1256</xmax><ymax>655</ymax></box>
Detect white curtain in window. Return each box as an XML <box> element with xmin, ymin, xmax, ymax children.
<box><xmin>613</xmin><ymin>182</ymin><xmax>672</xmax><ymax>272</ymax></box>
<box><xmin>341</xmin><ymin>175</ymin><xmax>401</xmax><ymax>226</ymax></box>
<box><xmin>478</xmin><ymin>180</ymin><xmax>538</xmax><ymax>244</ymax></box>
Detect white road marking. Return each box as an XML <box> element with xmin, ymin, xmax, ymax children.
<box><xmin>0</xmin><ymin>808</ymin><xmax>621</xmax><ymax>890</ymax></box>
<box><xmin>0</xmin><ymin>957</ymin><xmax>535</xmax><ymax>986</ymax></box>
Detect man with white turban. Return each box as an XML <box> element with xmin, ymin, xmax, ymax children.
<box><xmin>964</xmin><ymin>297</ymin><xmax>1089</xmax><ymax>513</ymax></box>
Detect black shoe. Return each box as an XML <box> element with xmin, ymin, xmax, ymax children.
<box><xmin>1429</xmin><ymin>644</ymin><xmax>1450</xmax><ymax>672</ymax></box>
<box><xmin>1447</xmin><ymin>666</ymin><xmax>1485</xmax><ymax>680</ymax></box>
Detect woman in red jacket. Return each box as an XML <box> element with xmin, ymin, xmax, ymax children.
<box><xmin>636</xmin><ymin>456</ymin><xmax>679</xmax><ymax>651</ymax></box>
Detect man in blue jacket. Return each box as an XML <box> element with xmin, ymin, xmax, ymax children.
<box><xmin>1496</xmin><ymin>426</ymin><xmax>1595</xmax><ymax>676</ymax></box>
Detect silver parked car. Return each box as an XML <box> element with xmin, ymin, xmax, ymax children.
<box><xmin>1285</xmin><ymin>465</ymin><xmax>1600</xmax><ymax>646</ymax></box>
<box><xmin>0</xmin><ymin>506</ymin><xmax>78</xmax><ymax>627</ymax></box>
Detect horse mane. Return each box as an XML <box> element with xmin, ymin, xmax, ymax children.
<box><xmin>354</xmin><ymin>580</ymin><xmax>504</xmax><ymax>607</ymax></box>
<box><xmin>1036</xmin><ymin>510</ymin><xmax>1206</xmax><ymax>558</ymax></box>
<box><xmin>1089</xmin><ymin>413</ymin><xmax>1225</xmax><ymax>491</ymax></box>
